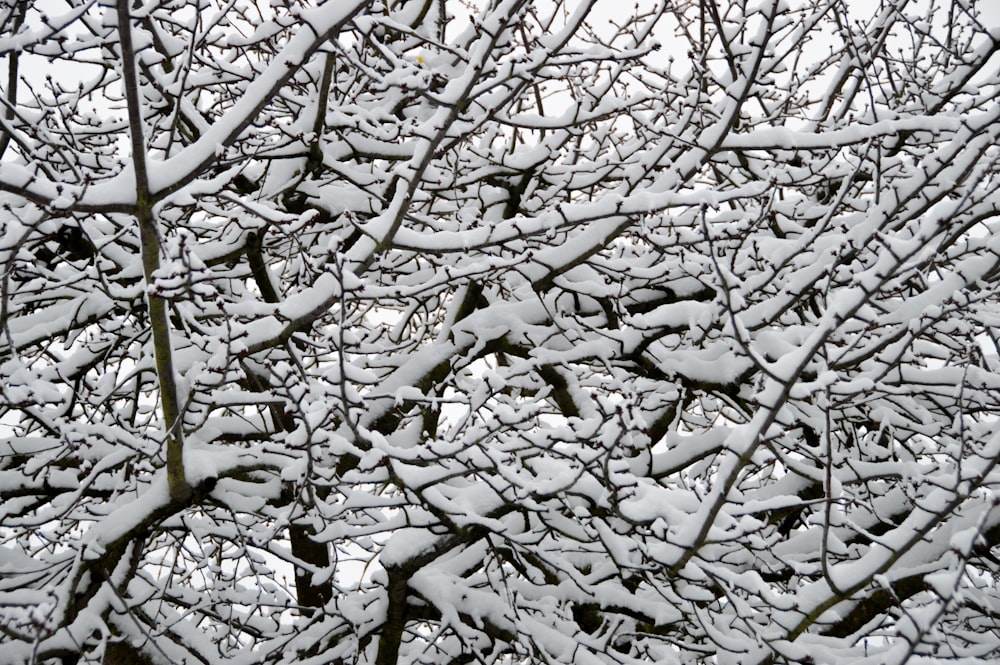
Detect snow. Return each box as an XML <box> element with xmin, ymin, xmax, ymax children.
<box><xmin>723</xmin><ymin>116</ymin><xmax>963</xmax><ymax>150</ymax></box>
<box><xmin>143</xmin><ymin>2</ymin><xmax>370</xmax><ymax>197</ymax></box>
<box><xmin>4</xmin><ymin>0</ymin><xmax>1000</xmax><ymax>663</ymax></box>
<box><xmin>378</xmin><ymin>528</ymin><xmax>441</xmax><ymax>569</ymax></box>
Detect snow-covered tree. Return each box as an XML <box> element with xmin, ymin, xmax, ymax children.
<box><xmin>2</xmin><ymin>0</ymin><xmax>1000</xmax><ymax>663</ymax></box>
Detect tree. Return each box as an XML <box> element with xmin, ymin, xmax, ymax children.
<box><xmin>1</xmin><ymin>0</ymin><xmax>999</xmax><ymax>662</ymax></box>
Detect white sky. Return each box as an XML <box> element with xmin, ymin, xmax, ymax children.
<box><xmin>980</xmin><ymin>3</ymin><xmax>1000</xmax><ymax>27</ymax></box>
